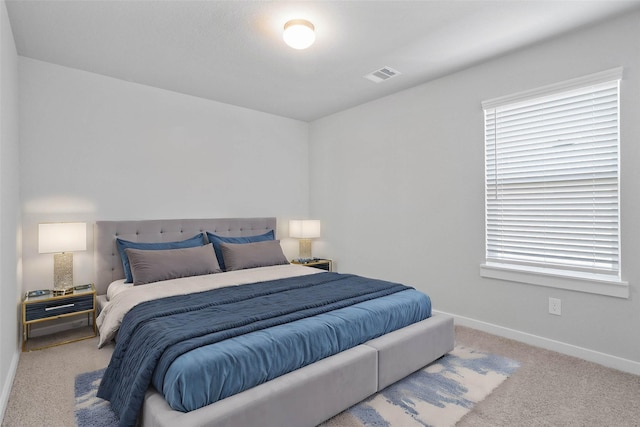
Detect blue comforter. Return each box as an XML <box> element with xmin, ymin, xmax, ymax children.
<box><xmin>97</xmin><ymin>272</ymin><xmax>431</xmax><ymax>427</ymax></box>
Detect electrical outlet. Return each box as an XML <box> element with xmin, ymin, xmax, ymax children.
<box><xmin>549</xmin><ymin>297</ymin><xmax>561</xmax><ymax>316</ymax></box>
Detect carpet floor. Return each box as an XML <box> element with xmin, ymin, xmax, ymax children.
<box><xmin>3</xmin><ymin>325</ymin><xmax>640</xmax><ymax>426</ymax></box>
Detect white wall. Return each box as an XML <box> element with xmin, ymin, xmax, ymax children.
<box><xmin>0</xmin><ymin>0</ymin><xmax>21</xmax><ymax>419</ymax></box>
<box><xmin>19</xmin><ymin>58</ymin><xmax>310</xmax><ymax>290</ymax></box>
<box><xmin>310</xmin><ymin>11</ymin><xmax>640</xmax><ymax>371</ymax></box>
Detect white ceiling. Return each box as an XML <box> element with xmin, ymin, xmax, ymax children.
<box><xmin>6</xmin><ymin>0</ymin><xmax>640</xmax><ymax>122</ymax></box>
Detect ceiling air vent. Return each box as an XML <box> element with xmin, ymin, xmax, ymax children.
<box><xmin>364</xmin><ymin>66</ymin><xmax>401</xmax><ymax>83</ymax></box>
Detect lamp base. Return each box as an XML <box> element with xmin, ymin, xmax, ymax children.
<box><xmin>53</xmin><ymin>252</ymin><xmax>74</xmax><ymax>290</ymax></box>
<box><xmin>298</xmin><ymin>239</ymin><xmax>313</xmax><ymax>260</ymax></box>
<box><xmin>51</xmin><ymin>287</ymin><xmax>74</xmax><ymax>296</ymax></box>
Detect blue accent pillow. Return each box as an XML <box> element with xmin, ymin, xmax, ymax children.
<box><xmin>116</xmin><ymin>233</ymin><xmax>206</xmax><ymax>283</ymax></box>
<box><xmin>206</xmin><ymin>230</ymin><xmax>275</xmax><ymax>271</ymax></box>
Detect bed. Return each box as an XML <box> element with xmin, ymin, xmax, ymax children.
<box><xmin>94</xmin><ymin>217</ymin><xmax>454</xmax><ymax>427</ymax></box>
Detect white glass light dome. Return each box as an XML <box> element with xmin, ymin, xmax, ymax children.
<box><xmin>283</xmin><ymin>19</ymin><xmax>315</xmax><ymax>50</ymax></box>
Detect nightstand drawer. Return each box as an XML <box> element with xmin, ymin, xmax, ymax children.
<box><xmin>291</xmin><ymin>258</ymin><xmax>333</xmax><ymax>272</ymax></box>
<box><xmin>308</xmin><ymin>261</ymin><xmax>331</xmax><ymax>271</ymax></box>
<box><xmin>25</xmin><ymin>294</ymin><xmax>94</xmax><ymax>322</ymax></box>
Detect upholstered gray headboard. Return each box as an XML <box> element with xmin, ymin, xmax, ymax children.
<box><xmin>94</xmin><ymin>217</ymin><xmax>276</xmax><ymax>296</ymax></box>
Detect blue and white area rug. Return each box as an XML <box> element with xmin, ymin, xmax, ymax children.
<box><xmin>321</xmin><ymin>345</ymin><xmax>520</xmax><ymax>427</ymax></box>
<box><xmin>75</xmin><ymin>346</ymin><xmax>519</xmax><ymax>427</ymax></box>
<box><xmin>74</xmin><ymin>368</ymin><xmax>117</xmax><ymax>427</ymax></box>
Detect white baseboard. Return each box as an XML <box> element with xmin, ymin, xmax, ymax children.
<box><xmin>0</xmin><ymin>349</ymin><xmax>20</xmax><ymax>422</ymax></box>
<box><xmin>434</xmin><ymin>310</ymin><xmax>640</xmax><ymax>376</ymax></box>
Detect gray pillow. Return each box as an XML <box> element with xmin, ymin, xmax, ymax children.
<box><xmin>125</xmin><ymin>243</ymin><xmax>221</xmax><ymax>285</ymax></box>
<box><xmin>219</xmin><ymin>240</ymin><xmax>289</xmax><ymax>271</ymax></box>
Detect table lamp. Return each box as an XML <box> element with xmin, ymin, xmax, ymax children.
<box><xmin>38</xmin><ymin>222</ymin><xmax>86</xmax><ymax>291</ymax></box>
<box><xmin>289</xmin><ymin>220</ymin><xmax>321</xmax><ymax>261</ymax></box>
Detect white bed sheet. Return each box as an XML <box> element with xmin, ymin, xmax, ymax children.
<box><xmin>96</xmin><ymin>264</ymin><xmax>321</xmax><ymax>348</ymax></box>
<box><xmin>106</xmin><ymin>279</ymin><xmax>131</xmax><ymax>301</ymax></box>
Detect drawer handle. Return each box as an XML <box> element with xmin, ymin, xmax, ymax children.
<box><xmin>45</xmin><ymin>303</ymin><xmax>75</xmax><ymax>311</ymax></box>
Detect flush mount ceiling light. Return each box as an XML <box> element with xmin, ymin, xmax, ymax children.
<box><xmin>283</xmin><ymin>19</ymin><xmax>315</xmax><ymax>50</ymax></box>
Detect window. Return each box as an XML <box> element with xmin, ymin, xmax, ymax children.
<box><xmin>481</xmin><ymin>68</ymin><xmax>628</xmax><ymax>298</ymax></box>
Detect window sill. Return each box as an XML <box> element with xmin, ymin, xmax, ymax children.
<box><xmin>480</xmin><ymin>263</ymin><xmax>629</xmax><ymax>299</ymax></box>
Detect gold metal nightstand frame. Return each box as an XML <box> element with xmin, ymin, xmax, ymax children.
<box><xmin>22</xmin><ymin>284</ymin><xmax>97</xmax><ymax>352</ymax></box>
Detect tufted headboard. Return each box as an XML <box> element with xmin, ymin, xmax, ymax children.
<box><xmin>94</xmin><ymin>217</ymin><xmax>276</xmax><ymax>295</ymax></box>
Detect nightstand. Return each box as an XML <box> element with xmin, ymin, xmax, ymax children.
<box><xmin>22</xmin><ymin>284</ymin><xmax>97</xmax><ymax>351</ymax></box>
<box><xmin>291</xmin><ymin>258</ymin><xmax>333</xmax><ymax>272</ymax></box>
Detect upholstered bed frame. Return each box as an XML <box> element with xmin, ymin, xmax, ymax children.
<box><xmin>94</xmin><ymin>218</ymin><xmax>455</xmax><ymax>427</ymax></box>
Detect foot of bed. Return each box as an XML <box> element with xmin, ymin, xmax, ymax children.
<box><xmin>365</xmin><ymin>314</ymin><xmax>455</xmax><ymax>390</ymax></box>
<box><xmin>141</xmin><ymin>314</ymin><xmax>455</xmax><ymax>427</ymax></box>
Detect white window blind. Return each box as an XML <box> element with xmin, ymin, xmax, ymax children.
<box><xmin>484</xmin><ymin>71</ymin><xmax>621</xmax><ymax>278</ymax></box>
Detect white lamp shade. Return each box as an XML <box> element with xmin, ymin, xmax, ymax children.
<box><xmin>289</xmin><ymin>220</ymin><xmax>321</xmax><ymax>239</ymax></box>
<box><xmin>38</xmin><ymin>222</ymin><xmax>87</xmax><ymax>253</ymax></box>
<box><xmin>283</xmin><ymin>19</ymin><xmax>315</xmax><ymax>50</ymax></box>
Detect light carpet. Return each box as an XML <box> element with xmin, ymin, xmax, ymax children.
<box><xmin>74</xmin><ymin>345</ymin><xmax>519</xmax><ymax>427</ymax></box>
